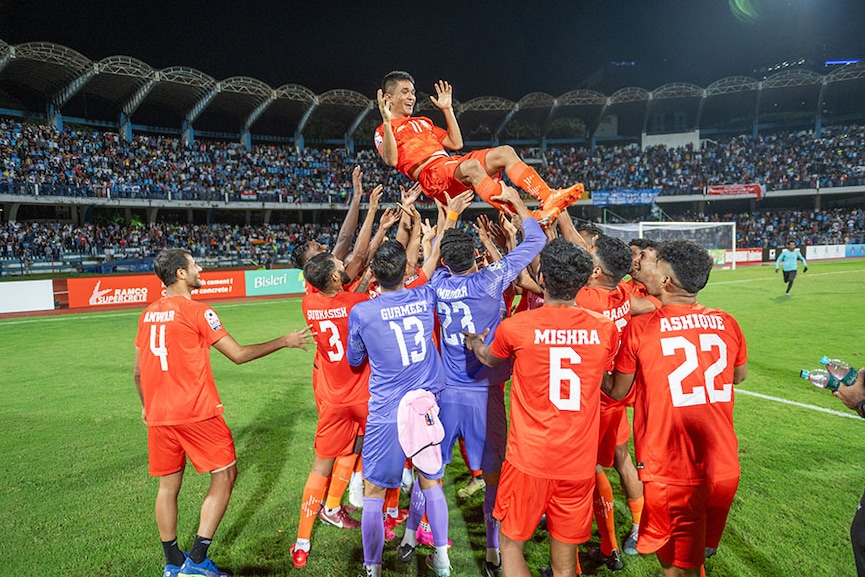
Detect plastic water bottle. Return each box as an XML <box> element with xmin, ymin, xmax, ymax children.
<box><xmin>800</xmin><ymin>369</ymin><xmax>842</xmax><ymax>392</ymax></box>
<box><xmin>819</xmin><ymin>356</ymin><xmax>859</xmax><ymax>387</ymax></box>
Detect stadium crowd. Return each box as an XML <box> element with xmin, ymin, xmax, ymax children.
<box><xmin>3</xmin><ymin>206</ymin><xmax>864</xmax><ymax>268</ymax></box>
<box><xmin>2</xmin><ymin>117</ymin><xmax>865</xmax><ymax>203</ymax></box>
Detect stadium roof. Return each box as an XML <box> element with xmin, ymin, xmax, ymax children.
<box><xmin>2</xmin><ymin>37</ymin><xmax>865</xmax><ymax>144</ymax></box>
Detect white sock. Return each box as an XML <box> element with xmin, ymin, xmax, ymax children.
<box><xmin>294</xmin><ymin>538</ymin><xmax>310</xmax><ymax>552</ymax></box>
<box><xmin>486</xmin><ymin>547</ymin><xmax>500</xmax><ymax>564</ymax></box>
<box><xmin>434</xmin><ymin>546</ymin><xmax>450</xmax><ymax>567</ymax></box>
<box><xmin>401</xmin><ymin>528</ymin><xmax>417</xmax><ymax>548</ymax></box>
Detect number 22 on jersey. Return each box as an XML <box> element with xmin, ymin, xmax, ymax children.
<box><xmin>662</xmin><ymin>334</ymin><xmax>731</xmax><ymax>407</ymax></box>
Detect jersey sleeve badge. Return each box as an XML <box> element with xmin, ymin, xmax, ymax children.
<box><xmin>204</xmin><ymin>309</ymin><xmax>223</xmax><ymax>331</ymax></box>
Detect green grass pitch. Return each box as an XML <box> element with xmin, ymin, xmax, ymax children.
<box><xmin>1</xmin><ymin>259</ymin><xmax>864</xmax><ymax>576</ymax></box>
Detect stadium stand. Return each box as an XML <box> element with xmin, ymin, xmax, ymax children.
<box><xmin>2</xmin><ymin>36</ymin><xmax>865</xmax><ymax>276</ymax></box>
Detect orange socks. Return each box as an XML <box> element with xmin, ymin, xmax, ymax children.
<box><xmin>475</xmin><ymin>177</ymin><xmax>505</xmax><ymax>210</ymax></box>
<box><xmin>506</xmin><ymin>160</ymin><xmax>552</xmax><ymax>200</ymax></box>
<box><xmin>297</xmin><ymin>472</ymin><xmax>328</xmax><ymax>540</ymax></box>
<box><xmin>594</xmin><ymin>470</ymin><xmax>620</xmax><ymax>555</ymax></box>
<box><xmin>324</xmin><ymin>455</ymin><xmax>356</xmax><ymax>510</ymax></box>
<box><xmin>628</xmin><ymin>495</ymin><xmax>644</xmax><ymax>527</ymax></box>
<box><xmin>384</xmin><ymin>486</ymin><xmax>400</xmax><ymax>516</ymax></box>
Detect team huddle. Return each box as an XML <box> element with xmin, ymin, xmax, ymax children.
<box><xmin>133</xmin><ymin>72</ymin><xmax>748</xmax><ymax>577</ymax></box>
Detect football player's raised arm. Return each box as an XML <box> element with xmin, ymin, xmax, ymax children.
<box><xmin>376</xmin><ymin>89</ymin><xmax>399</xmax><ymax>167</ymax></box>
<box><xmin>333</xmin><ymin>166</ymin><xmax>366</xmax><ymax>261</ymax></box>
<box><xmin>431</xmin><ymin>81</ymin><xmax>463</xmax><ymax>150</ymax></box>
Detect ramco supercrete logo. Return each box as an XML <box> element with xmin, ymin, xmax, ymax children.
<box><xmin>88</xmin><ymin>280</ymin><xmax>149</xmax><ymax>305</ymax></box>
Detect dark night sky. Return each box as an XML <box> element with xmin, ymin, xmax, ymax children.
<box><xmin>1</xmin><ymin>0</ymin><xmax>863</xmax><ymax>100</ymax></box>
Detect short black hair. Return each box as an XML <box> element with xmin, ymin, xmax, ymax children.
<box><xmin>291</xmin><ymin>239</ymin><xmax>312</xmax><ymax>269</ymax></box>
<box><xmin>303</xmin><ymin>252</ymin><xmax>337</xmax><ymax>291</ymax></box>
<box><xmin>154</xmin><ymin>249</ymin><xmax>191</xmax><ymax>286</ymax></box>
<box><xmin>382</xmin><ymin>71</ymin><xmax>415</xmax><ymax>94</ymax></box>
<box><xmin>439</xmin><ymin>228</ymin><xmax>475</xmax><ymax>273</ymax></box>
<box><xmin>576</xmin><ymin>221</ymin><xmax>602</xmax><ymax>237</ymax></box>
<box><xmin>539</xmin><ymin>238</ymin><xmax>593</xmax><ymax>301</ymax></box>
<box><xmin>371</xmin><ymin>240</ymin><xmax>408</xmax><ymax>290</ymax></box>
<box><xmin>594</xmin><ymin>235</ymin><xmax>632</xmax><ymax>285</ymax></box>
<box><xmin>628</xmin><ymin>238</ymin><xmax>656</xmax><ymax>250</ymax></box>
<box><xmin>657</xmin><ymin>239</ymin><xmax>713</xmax><ymax>293</ymax></box>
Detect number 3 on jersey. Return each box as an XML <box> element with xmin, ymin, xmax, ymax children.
<box><xmin>389</xmin><ymin>316</ymin><xmax>426</xmax><ymax>366</ymax></box>
<box><xmin>318</xmin><ymin>320</ymin><xmax>344</xmax><ymax>362</ymax></box>
<box><xmin>437</xmin><ymin>301</ymin><xmax>476</xmax><ymax>346</ymax></box>
<box><xmin>662</xmin><ymin>334</ymin><xmax>731</xmax><ymax>407</ymax></box>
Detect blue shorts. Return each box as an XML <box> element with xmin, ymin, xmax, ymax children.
<box><xmin>362</xmin><ymin>419</ymin><xmax>445</xmax><ymax>488</ymax></box>
<box><xmin>439</xmin><ymin>385</ymin><xmax>507</xmax><ymax>473</ymax></box>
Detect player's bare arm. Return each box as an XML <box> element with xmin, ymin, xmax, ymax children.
<box><xmin>629</xmin><ymin>294</ymin><xmax>658</xmax><ymax>315</ymax></box>
<box><xmin>333</xmin><ymin>166</ymin><xmax>365</xmax><ymax>260</ymax></box>
<box><xmin>133</xmin><ymin>348</ymin><xmax>146</xmax><ymax>423</ymax></box>
<box><xmin>474</xmin><ymin>214</ymin><xmax>502</xmax><ymax>262</ymax></box>
<box><xmin>555</xmin><ymin>211</ymin><xmax>587</xmax><ymax>248</ymax></box>
<box><xmin>403</xmin><ymin>204</ymin><xmax>423</xmax><ymax>275</ymax></box>
<box><xmin>376</xmin><ymin>89</ymin><xmax>398</xmax><ymax>167</ymax></box>
<box><xmin>395</xmin><ymin>183</ymin><xmax>421</xmax><ymax>246</ymax></box>
<box><xmin>213</xmin><ymin>325</ymin><xmax>314</xmax><ymax>364</ymax></box>
<box><xmin>419</xmin><ymin>190</ymin><xmax>475</xmax><ymax>279</ymax></box>
<box><xmin>733</xmin><ymin>363</ymin><xmax>748</xmax><ymax>385</ymax></box>
<box><xmin>362</xmin><ymin>206</ymin><xmax>403</xmax><ymax>269</ymax></box>
<box><xmin>605</xmin><ymin>370</ymin><xmax>636</xmax><ymax>401</ymax></box>
<box><xmin>431</xmin><ymin>80</ymin><xmax>463</xmax><ymax>150</ymax></box>
<box><xmin>345</xmin><ymin>184</ymin><xmax>383</xmax><ymax>280</ymax></box>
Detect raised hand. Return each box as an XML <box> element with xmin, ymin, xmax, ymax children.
<box><xmin>400</xmin><ymin>182</ymin><xmax>423</xmax><ymax>206</ymax></box>
<box><xmin>490</xmin><ymin>183</ymin><xmax>521</xmax><ymax>208</ymax></box>
<box><xmin>379</xmin><ymin>206</ymin><xmax>402</xmax><ymax>229</ymax></box>
<box><xmin>447</xmin><ymin>189</ymin><xmax>476</xmax><ymax>215</ymax></box>
<box><xmin>377</xmin><ymin>89</ymin><xmax>392</xmax><ymax>122</ymax></box>
<box><xmin>369</xmin><ymin>184</ymin><xmax>384</xmax><ymax>210</ymax></box>
<box><xmin>473</xmin><ymin>214</ymin><xmax>493</xmax><ymax>243</ymax></box>
<box><xmin>352</xmin><ymin>166</ymin><xmax>364</xmax><ymax>195</ymax></box>
<box><xmin>430</xmin><ymin>80</ymin><xmax>454</xmax><ymax>111</ymax></box>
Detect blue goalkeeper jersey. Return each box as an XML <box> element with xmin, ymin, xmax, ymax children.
<box><xmin>429</xmin><ymin>218</ymin><xmax>546</xmax><ymax>390</ymax></box>
<box><xmin>347</xmin><ymin>283</ymin><xmax>443</xmax><ymax>423</ymax></box>
<box><xmin>776</xmin><ymin>248</ymin><xmax>807</xmax><ymax>271</ymax></box>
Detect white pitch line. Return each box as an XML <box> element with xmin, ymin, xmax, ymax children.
<box><xmin>711</xmin><ymin>268</ymin><xmax>865</xmax><ymax>285</ymax></box>
<box><xmin>737</xmin><ymin>389</ymin><xmax>861</xmax><ymax>420</ymax></box>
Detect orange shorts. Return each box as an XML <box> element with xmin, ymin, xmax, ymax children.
<box><xmin>494</xmin><ymin>460</ymin><xmax>594</xmax><ymax>544</ymax></box>
<box><xmin>706</xmin><ymin>476</ymin><xmax>740</xmax><ymax>549</ymax></box>
<box><xmin>638</xmin><ymin>480</ymin><xmax>736</xmax><ymax>569</ymax></box>
<box><xmin>314</xmin><ymin>400</ymin><xmax>368</xmax><ymax>459</ymax></box>
<box><xmin>147</xmin><ymin>416</ymin><xmax>236</xmax><ymax>476</ymax></box>
<box><xmin>417</xmin><ymin>149</ymin><xmax>498</xmax><ymax>203</ymax></box>
<box><xmin>597</xmin><ymin>405</ymin><xmax>630</xmax><ymax>468</ymax></box>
